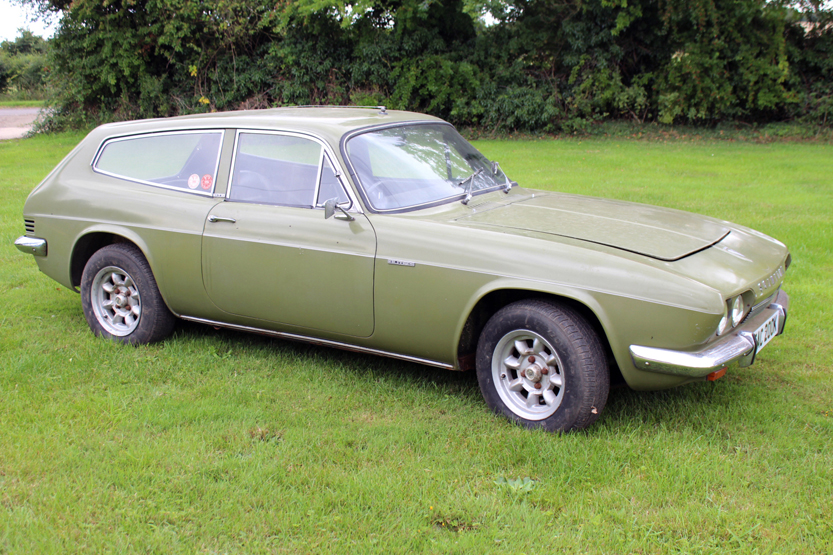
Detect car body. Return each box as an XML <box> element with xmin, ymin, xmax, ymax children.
<box><xmin>15</xmin><ymin>107</ymin><xmax>790</xmax><ymax>431</ymax></box>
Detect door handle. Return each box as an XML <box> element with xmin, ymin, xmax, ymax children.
<box><xmin>208</xmin><ymin>215</ymin><xmax>236</xmax><ymax>223</ymax></box>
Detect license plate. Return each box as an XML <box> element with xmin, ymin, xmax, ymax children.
<box><xmin>754</xmin><ymin>311</ymin><xmax>780</xmax><ymax>354</ymax></box>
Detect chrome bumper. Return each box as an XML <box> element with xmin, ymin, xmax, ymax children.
<box><xmin>629</xmin><ymin>290</ymin><xmax>789</xmax><ymax>378</ymax></box>
<box><xmin>14</xmin><ymin>236</ymin><xmax>47</xmax><ymax>257</ymax></box>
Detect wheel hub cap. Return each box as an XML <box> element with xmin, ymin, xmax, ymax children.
<box><xmin>491</xmin><ymin>330</ymin><xmax>565</xmax><ymax>421</ymax></box>
<box><xmin>90</xmin><ymin>265</ymin><xmax>142</xmax><ymax>337</ymax></box>
<box><xmin>523</xmin><ymin>364</ymin><xmax>543</xmax><ymax>382</ymax></box>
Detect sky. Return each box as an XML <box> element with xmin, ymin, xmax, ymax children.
<box><xmin>0</xmin><ymin>0</ymin><xmax>58</xmax><ymax>42</ymax></box>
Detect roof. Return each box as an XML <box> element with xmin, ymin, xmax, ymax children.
<box><xmin>91</xmin><ymin>107</ymin><xmax>443</xmax><ymax>147</ymax></box>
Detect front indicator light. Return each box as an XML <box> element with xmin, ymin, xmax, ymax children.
<box><xmin>707</xmin><ymin>367</ymin><xmax>727</xmax><ymax>381</ymax></box>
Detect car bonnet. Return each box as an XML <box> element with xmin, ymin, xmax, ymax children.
<box><xmin>451</xmin><ymin>192</ymin><xmax>730</xmax><ymax>261</ymax></box>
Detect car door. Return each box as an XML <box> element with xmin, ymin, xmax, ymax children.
<box><xmin>201</xmin><ymin>130</ymin><xmax>376</xmax><ymax>337</ymax></box>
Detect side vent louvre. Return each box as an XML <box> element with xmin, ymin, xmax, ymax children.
<box><xmin>24</xmin><ymin>219</ymin><xmax>35</xmax><ymax>234</ymax></box>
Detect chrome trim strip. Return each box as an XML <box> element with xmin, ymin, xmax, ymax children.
<box><xmin>312</xmin><ymin>147</ymin><xmax>325</xmax><ymax>207</ymax></box>
<box><xmin>630</xmin><ymin>290</ymin><xmax>789</xmax><ymax>378</ymax></box>
<box><xmin>179</xmin><ymin>316</ymin><xmax>454</xmax><ymax>370</ymax></box>
<box><xmin>15</xmin><ymin>236</ymin><xmax>47</xmax><ymax>256</ymax></box>
<box><xmin>91</xmin><ymin>130</ymin><xmax>225</xmax><ymax>197</ymax></box>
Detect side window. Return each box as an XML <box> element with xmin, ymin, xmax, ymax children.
<box><xmin>230</xmin><ymin>133</ymin><xmax>324</xmax><ymax>207</ymax></box>
<box><xmin>94</xmin><ymin>132</ymin><xmax>223</xmax><ymax>192</ymax></box>
<box><xmin>316</xmin><ymin>156</ymin><xmax>349</xmax><ymax>207</ymax></box>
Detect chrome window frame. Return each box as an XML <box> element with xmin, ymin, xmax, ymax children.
<box><xmin>91</xmin><ymin>130</ymin><xmax>225</xmax><ymax>197</ymax></box>
<box><xmin>227</xmin><ymin>129</ymin><xmax>358</xmax><ymax>211</ymax></box>
<box><xmin>340</xmin><ymin>120</ymin><xmax>506</xmax><ymax>214</ymax></box>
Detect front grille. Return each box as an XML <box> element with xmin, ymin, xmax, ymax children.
<box><xmin>745</xmin><ymin>292</ymin><xmax>777</xmax><ymax>323</ymax></box>
<box><xmin>24</xmin><ymin>219</ymin><xmax>35</xmax><ymax>234</ymax></box>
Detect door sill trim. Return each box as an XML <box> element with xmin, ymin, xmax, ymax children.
<box><xmin>179</xmin><ymin>315</ymin><xmax>455</xmax><ymax>370</ymax></box>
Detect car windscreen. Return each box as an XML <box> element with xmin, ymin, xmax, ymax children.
<box><xmin>345</xmin><ymin>123</ymin><xmax>509</xmax><ymax>211</ymax></box>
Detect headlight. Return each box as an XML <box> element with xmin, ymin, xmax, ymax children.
<box><xmin>731</xmin><ymin>296</ymin><xmax>745</xmax><ymax>327</ymax></box>
<box><xmin>716</xmin><ymin>302</ymin><xmax>729</xmax><ymax>336</ymax></box>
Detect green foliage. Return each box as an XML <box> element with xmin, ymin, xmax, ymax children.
<box><xmin>494</xmin><ymin>476</ymin><xmax>536</xmax><ymax>493</ymax></box>
<box><xmin>16</xmin><ymin>0</ymin><xmax>833</xmax><ymax>131</ymax></box>
<box><xmin>0</xmin><ymin>29</ymin><xmax>49</xmax><ymax>98</ymax></box>
<box><xmin>788</xmin><ymin>11</ymin><xmax>833</xmax><ymax>126</ymax></box>
<box><xmin>0</xmin><ymin>54</ymin><xmax>9</xmax><ymax>92</ymax></box>
<box><xmin>655</xmin><ymin>0</ymin><xmax>795</xmax><ymax>124</ymax></box>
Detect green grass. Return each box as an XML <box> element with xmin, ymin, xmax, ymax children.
<box><xmin>464</xmin><ymin>120</ymin><xmax>833</xmax><ymax>143</ymax></box>
<box><xmin>0</xmin><ymin>100</ymin><xmax>46</xmax><ymax>108</ymax></box>
<box><xmin>2</xmin><ymin>132</ymin><xmax>832</xmax><ymax>554</ymax></box>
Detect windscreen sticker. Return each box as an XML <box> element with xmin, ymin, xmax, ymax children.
<box><xmin>188</xmin><ymin>174</ymin><xmax>200</xmax><ymax>189</ymax></box>
<box><xmin>201</xmin><ymin>174</ymin><xmax>213</xmax><ymax>190</ymax></box>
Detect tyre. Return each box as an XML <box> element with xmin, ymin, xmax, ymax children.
<box><xmin>475</xmin><ymin>299</ymin><xmax>609</xmax><ymax>432</ymax></box>
<box><xmin>80</xmin><ymin>243</ymin><xmax>175</xmax><ymax>344</ymax></box>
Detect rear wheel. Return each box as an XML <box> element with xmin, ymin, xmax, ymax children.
<box><xmin>80</xmin><ymin>243</ymin><xmax>175</xmax><ymax>344</ymax></box>
<box><xmin>475</xmin><ymin>300</ymin><xmax>609</xmax><ymax>432</ymax></box>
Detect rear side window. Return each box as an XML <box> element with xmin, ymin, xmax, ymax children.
<box><xmin>93</xmin><ymin>131</ymin><xmax>223</xmax><ymax>193</ymax></box>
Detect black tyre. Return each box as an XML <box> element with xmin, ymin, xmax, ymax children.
<box><xmin>80</xmin><ymin>243</ymin><xmax>175</xmax><ymax>344</ymax></box>
<box><xmin>475</xmin><ymin>299</ymin><xmax>609</xmax><ymax>432</ymax></box>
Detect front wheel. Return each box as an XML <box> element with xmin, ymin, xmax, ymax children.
<box><xmin>476</xmin><ymin>300</ymin><xmax>609</xmax><ymax>432</ymax></box>
<box><xmin>80</xmin><ymin>243</ymin><xmax>175</xmax><ymax>344</ymax></box>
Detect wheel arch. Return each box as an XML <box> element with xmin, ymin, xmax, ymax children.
<box><xmin>69</xmin><ymin>227</ymin><xmax>155</xmax><ymax>292</ymax></box>
<box><xmin>454</xmin><ymin>284</ymin><xmax>623</xmax><ymax>385</ymax></box>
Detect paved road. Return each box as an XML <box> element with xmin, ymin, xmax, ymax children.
<box><xmin>0</xmin><ymin>108</ymin><xmax>41</xmax><ymax>140</ymax></box>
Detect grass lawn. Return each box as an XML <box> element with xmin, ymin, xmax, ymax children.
<box><xmin>1</xmin><ymin>132</ymin><xmax>831</xmax><ymax>553</ymax></box>
<box><xmin>0</xmin><ymin>100</ymin><xmax>46</xmax><ymax>108</ymax></box>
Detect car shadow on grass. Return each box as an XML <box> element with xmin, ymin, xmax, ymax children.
<box><xmin>601</xmin><ymin>379</ymin><xmax>740</xmax><ymax>433</ymax></box>
<box><xmin>170</xmin><ymin>319</ymin><xmax>739</xmax><ymax>433</ymax></box>
<box><xmin>171</xmin><ymin>318</ymin><xmax>482</xmax><ymax>395</ymax></box>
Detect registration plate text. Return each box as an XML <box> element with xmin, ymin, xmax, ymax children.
<box><xmin>754</xmin><ymin>311</ymin><xmax>780</xmax><ymax>354</ymax></box>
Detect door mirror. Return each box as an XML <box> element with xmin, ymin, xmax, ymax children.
<box><xmin>324</xmin><ymin>197</ymin><xmax>336</xmax><ymax>219</ymax></box>
<box><xmin>323</xmin><ymin>198</ymin><xmax>355</xmax><ymax>221</ymax></box>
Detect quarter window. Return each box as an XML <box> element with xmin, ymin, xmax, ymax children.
<box><xmin>94</xmin><ymin>132</ymin><xmax>223</xmax><ymax>193</ymax></box>
<box><xmin>317</xmin><ymin>157</ymin><xmax>349</xmax><ymax>206</ymax></box>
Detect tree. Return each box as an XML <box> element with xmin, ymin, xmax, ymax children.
<box><xmin>13</xmin><ymin>0</ymin><xmax>833</xmax><ymax>130</ymax></box>
<box><xmin>0</xmin><ymin>28</ymin><xmax>49</xmax><ymax>96</ymax></box>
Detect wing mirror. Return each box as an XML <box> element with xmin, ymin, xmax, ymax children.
<box><xmin>324</xmin><ymin>198</ymin><xmax>355</xmax><ymax>221</ymax></box>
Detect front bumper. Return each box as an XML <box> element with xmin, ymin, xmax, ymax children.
<box><xmin>15</xmin><ymin>236</ymin><xmax>47</xmax><ymax>257</ymax></box>
<box><xmin>629</xmin><ymin>290</ymin><xmax>789</xmax><ymax>378</ymax></box>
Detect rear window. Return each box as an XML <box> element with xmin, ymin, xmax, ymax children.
<box><xmin>93</xmin><ymin>131</ymin><xmax>223</xmax><ymax>193</ymax></box>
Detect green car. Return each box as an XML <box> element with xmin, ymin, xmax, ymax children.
<box><xmin>15</xmin><ymin>107</ymin><xmax>790</xmax><ymax>432</ymax></box>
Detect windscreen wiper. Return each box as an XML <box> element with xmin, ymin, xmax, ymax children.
<box><xmin>458</xmin><ymin>169</ymin><xmax>483</xmax><ymax>205</ymax></box>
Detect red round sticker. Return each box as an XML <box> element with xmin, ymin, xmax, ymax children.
<box><xmin>187</xmin><ymin>174</ymin><xmax>200</xmax><ymax>189</ymax></box>
<box><xmin>201</xmin><ymin>174</ymin><xmax>213</xmax><ymax>190</ymax></box>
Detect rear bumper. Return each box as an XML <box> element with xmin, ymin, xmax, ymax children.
<box><xmin>15</xmin><ymin>236</ymin><xmax>47</xmax><ymax>257</ymax></box>
<box><xmin>629</xmin><ymin>290</ymin><xmax>789</xmax><ymax>378</ymax></box>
